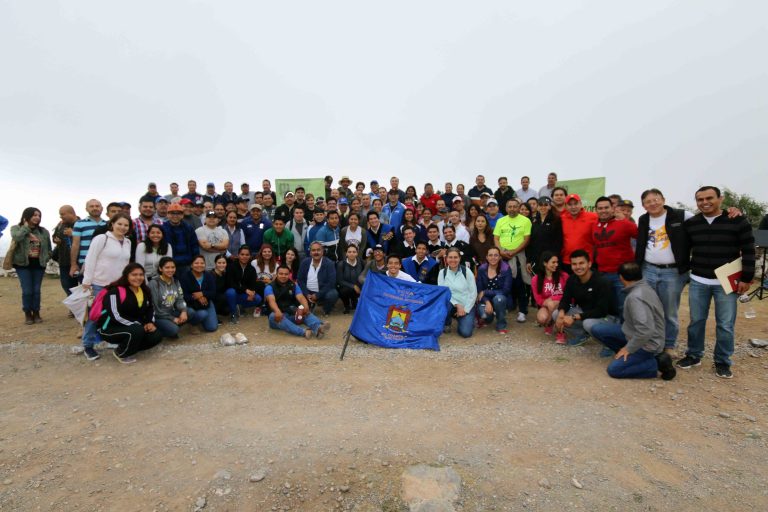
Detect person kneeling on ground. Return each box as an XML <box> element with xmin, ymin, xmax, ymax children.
<box><xmin>553</xmin><ymin>249</ymin><xmax>618</xmax><ymax>346</ymax></box>
<box><xmin>266</xmin><ymin>266</ymin><xmax>330</xmax><ymax>339</ymax></box>
<box><xmin>590</xmin><ymin>262</ymin><xmax>676</xmax><ymax>380</ymax></box>
<box><xmin>438</xmin><ymin>247</ymin><xmax>477</xmax><ymax>338</ymax></box>
<box><xmin>98</xmin><ymin>263</ymin><xmax>163</xmax><ymax>364</ymax></box>
<box><xmin>531</xmin><ymin>251</ymin><xmax>568</xmax><ymax>342</ymax></box>
<box><xmin>149</xmin><ymin>256</ymin><xmax>189</xmax><ymax>338</ymax></box>
<box><xmin>179</xmin><ymin>254</ymin><xmax>219</xmax><ymax>333</ymax></box>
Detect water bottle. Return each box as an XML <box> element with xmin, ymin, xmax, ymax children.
<box><xmin>295</xmin><ymin>305</ymin><xmax>305</xmax><ymax>324</ymax></box>
<box><xmin>740</xmin><ymin>294</ymin><xmax>756</xmax><ymax>319</ymax></box>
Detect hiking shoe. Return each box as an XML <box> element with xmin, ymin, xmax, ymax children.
<box><xmin>83</xmin><ymin>347</ymin><xmax>100</xmax><ymax>361</ymax></box>
<box><xmin>516</xmin><ymin>312</ymin><xmax>526</xmax><ymax>323</ymax></box>
<box><xmin>676</xmin><ymin>356</ymin><xmax>701</xmax><ymax>369</ymax></box>
<box><xmin>219</xmin><ymin>333</ymin><xmax>236</xmax><ymax>346</ymax></box>
<box><xmin>599</xmin><ymin>347</ymin><xmax>615</xmax><ymax>358</ymax></box>
<box><xmin>656</xmin><ymin>352</ymin><xmax>677</xmax><ymax>381</ymax></box>
<box><xmin>112</xmin><ymin>350</ymin><xmax>136</xmax><ymax>364</ymax></box>
<box><xmin>316</xmin><ymin>321</ymin><xmax>331</xmax><ymax>339</ymax></box>
<box><xmin>234</xmin><ymin>332</ymin><xmax>249</xmax><ymax>345</ymax></box>
<box><xmin>229</xmin><ymin>314</ymin><xmax>239</xmax><ymax>325</ymax></box>
<box><xmin>555</xmin><ymin>332</ymin><xmax>566</xmax><ymax>344</ymax></box>
<box><xmin>543</xmin><ymin>325</ymin><xmax>553</xmax><ymax>336</ymax></box>
<box><xmin>304</xmin><ymin>329</ymin><xmax>313</xmax><ymax>340</ymax></box>
<box><xmin>714</xmin><ymin>363</ymin><xmax>733</xmax><ymax>379</ymax></box>
<box><xmin>567</xmin><ymin>335</ymin><xmax>589</xmax><ymax>347</ymax></box>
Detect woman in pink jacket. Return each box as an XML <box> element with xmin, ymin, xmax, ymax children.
<box><xmin>531</xmin><ymin>251</ymin><xmax>568</xmax><ymax>343</ymax></box>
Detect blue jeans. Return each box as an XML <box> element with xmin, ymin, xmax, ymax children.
<box><xmin>479</xmin><ymin>294</ymin><xmax>508</xmax><ymax>330</ymax></box>
<box><xmin>156</xmin><ymin>312</ymin><xmax>183</xmax><ymax>338</ymax></box>
<box><xmin>445</xmin><ymin>305</ymin><xmax>476</xmax><ymax>338</ymax></box>
<box><xmin>59</xmin><ymin>268</ymin><xmax>79</xmax><ymax>296</ymax></box>
<box><xmin>188</xmin><ymin>302</ymin><xmax>219</xmax><ymax>332</ymax></box>
<box><xmin>553</xmin><ymin>307</ymin><xmax>618</xmax><ymax>341</ymax></box>
<box><xmin>308</xmin><ymin>288</ymin><xmax>339</xmax><ymax>315</ymax></box>
<box><xmin>225</xmin><ymin>288</ymin><xmax>263</xmax><ymax>315</ymax></box>
<box><xmin>268</xmin><ymin>311</ymin><xmax>322</xmax><ymax>337</ymax></box>
<box><xmin>590</xmin><ymin>321</ymin><xmax>627</xmax><ymax>352</ymax></box>
<box><xmin>602</xmin><ymin>272</ymin><xmax>625</xmax><ymax>319</ymax></box>
<box><xmin>607</xmin><ymin>349</ymin><xmax>659</xmax><ymax>379</ymax></box>
<box><xmin>15</xmin><ymin>263</ymin><xmax>45</xmax><ymax>312</ymax></box>
<box><xmin>642</xmin><ymin>263</ymin><xmax>688</xmax><ymax>349</ymax></box>
<box><xmin>82</xmin><ymin>284</ymin><xmax>105</xmax><ymax>348</ymax></box>
<box><xmin>687</xmin><ymin>279</ymin><xmax>737</xmax><ymax>366</ymax></box>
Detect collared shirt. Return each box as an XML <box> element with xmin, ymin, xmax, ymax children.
<box><xmin>134</xmin><ymin>216</ymin><xmax>164</xmax><ymax>243</ymax></box>
<box><xmin>307</xmin><ymin>258</ymin><xmax>322</xmax><ymax>292</ymax></box>
<box><xmin>387</xmin><ymin>270</ymin><xmax>416</xmax><ymax>282</ymax></box>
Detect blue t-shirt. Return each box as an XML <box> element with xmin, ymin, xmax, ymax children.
<box><xmin>265</xmin><ymin>283</ymin><xmax>303</xmax><ymax>297</ymax></box>
<box><xmin>72</xmin><ymin>218</ymin><xmax>106</xmax><ymax>265</ymax></box>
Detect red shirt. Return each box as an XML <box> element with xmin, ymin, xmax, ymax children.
<box><xmin>592</xmin><ymin>218</ymin><xmax>637</xmax><ymax>273</ymax></box>
<box><xmin>560</xmin><ymin>209</ymin><xmax>598</xmax><ymax>264</ymax></box>
<box><xmin>419</xmin><ymin>193</ymin><xmax>441</xmax><ymax>215</ymax></box>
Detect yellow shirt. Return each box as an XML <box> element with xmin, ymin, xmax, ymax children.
<box><xmin>493</xmin><ymin>214</ymin><xmax>532</xmax><ymax>251</ymax></box>
<box><xmin>133</xmin><ymin>288</ymin><xmax>144</xmax><ymax>308</ymax></box>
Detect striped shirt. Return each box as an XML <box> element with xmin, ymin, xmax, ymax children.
<box><xmin>134</xmin><ymin>216</ymin><xmax>164</xmax><ymax>243</ymax></box>
<box><xmin>684</xmin><ymin>212</ymin><xmax>755</xmax><ymax>282</ymax></box>
<box><xmin>72</xmin><ymin>217</ymin><xmax>106</xmax><ymax>265</ymax></box>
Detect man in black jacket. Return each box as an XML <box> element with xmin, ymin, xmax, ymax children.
<box><xmin>554</xmin><ymin>249</ymin><xmax>618</xmax><ymax>346</ymax></box>
<box><xmin>676</xmin><ymin>186</ymin><xmax>755</xmax><ymax>379</ymax></box>
<box><xmin>224</xmin><ymin>245</ymin><xmax>261</xmax><ymax>324</ymax></box>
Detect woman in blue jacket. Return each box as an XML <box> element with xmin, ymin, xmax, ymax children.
<box><xmin>475</xmin><ymin>247</ymin><xmax>513</xmax><ymax>333</ymax></box>
<box><xmin>179</xmin><ymin>255</ymin><xmax>219</xmax><ymax>332</ymax></box>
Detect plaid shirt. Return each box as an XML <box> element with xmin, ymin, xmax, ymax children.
<box><xmin>134</xmin><ymin>216</ymin><xmax>164</xmax><ymax>243</ymax></box>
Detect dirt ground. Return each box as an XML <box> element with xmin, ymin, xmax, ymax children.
<box><xmin>1</xmin><ymin>275</ymin><xmax>767</xmax><ymax>511</ymax></box>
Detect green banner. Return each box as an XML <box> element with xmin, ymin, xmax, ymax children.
<box><xmin>275</xmin><ymin>178</ymin><xmax>326</xmax><ymax>206</ymax></box>
<box><xmin>556</xmin><ymin>177</ymin><xmax>606</xmax><ymax>211</ymax></box>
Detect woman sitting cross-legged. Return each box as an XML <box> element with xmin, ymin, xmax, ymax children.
<box><xmin>98</xmin><ymin>263</ymin><xmax>163</xmax><ymax>364</ymax></box>
<box><xmin>475</xmin><ymin>247</ymin><xmax>513</xmax><ymax>333</ymax></box>
<box><xmin>438</xmin><ymin>247</ymin><xmax>478</xmax><ymax>338</ymax></box>
<box><xmin>531</xmin><ymin>251</ymin><xmax>568</xmax><ymax>344</ymax></box>
<box><xmin>179</xmin><ymin>255</ymin><xmax>219</xmax><ymax>333</ymax></box>
<box><xmin>149</xmin><ymin>256</ymin><xmax>189</xmax><ymax>338</ymax></box>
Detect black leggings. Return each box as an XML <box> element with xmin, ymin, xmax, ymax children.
<box><xmin>338</xmin><ymin>287</ymin><xmax>360</xmax><ymax>308</ymax></box>
<box><xmin>100</xmin><ymin>322</ymin><xmax>163</xmax><ymax>358</ymax></box>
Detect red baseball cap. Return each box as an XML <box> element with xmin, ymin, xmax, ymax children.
<box><xmin>179</xmin><ymin>198</ymin><xmax>193</xmax><ymax>205</ymax></box>
<box><xmin>565</xmin><ymin>193</ymin><xmax>581</xmax><ymax>203</ymax></box>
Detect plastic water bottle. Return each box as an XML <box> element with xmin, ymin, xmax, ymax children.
<box><xmin>739</xmin><ymin>294</ymin><xmax>756</xmax><ymax>319</ymax></box>
<box><xmin>295</xmin><ymin>305</ymin><xmax>305</xmax><ymax>324</ymax></box>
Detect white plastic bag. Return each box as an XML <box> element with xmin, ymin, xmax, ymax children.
<box><xmin>63</xmin><ymin>285</ymin><xmax>91</xmax><ymax>325</ymax></box>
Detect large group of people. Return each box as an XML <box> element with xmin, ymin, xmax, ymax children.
<box><xmin>3</xmin><ymin>173</ymin><xmax>760</xmax><ymax>380</ymax></box>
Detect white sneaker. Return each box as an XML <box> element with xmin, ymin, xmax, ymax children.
<box><xmin>220</xmin><ymin>333</ymin><xmax>236</xmax><ymax>346</ymax></box>
<box><xmin>252</xmin><ymin>307</ymin><xmax>262</xmax><ymax>318</ymax></box>
<box><xmin>516</xmin><ymin>312</ymin><xmax>526</xmax><ymax>323</ymax></box>
<box><xmin>234</xmin><ymin>332</ymin><xmax>249</xmax><ymax>345</ymax></box>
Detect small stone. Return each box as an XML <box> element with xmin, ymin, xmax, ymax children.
<box><xmin>3</xmin><ymin>479</ymin><xmax>12</xmax><ymax>485</ymax></box>
<box><xmin>538</xmin><ymin>478</ymin><xmax>551</xmax><ymax>489</ymax></box>
<box><xmin>571</xmin><ymin>477</ymin><xmax>583</xmax><ymax>489</ymax></box>
<box><xmin>746</xmin><ymin>431</ymin><xmax>762</xmax><ymax>439</ymax></box>
<box><xmin>381</xmin><ymin>461</ymin><xmax>389</xmax><ymax>467</ymax></box>
<box><xmin>250</xmin><ymin>470</ymin><xmax>266</xmax><ymax>482</ymax></box>
<box><xmin>284</xmin><ymin>482</ymin><xmax>292</xmax><ymax>489</ymax></box>
<box><xmin>745</xmin><ymin>415</ymin><xmax>757</xmax><ymax>422</ymax></box>
<box><xmin>214</xmin><ymin>469</ymin><xmax>232</xmax><ymax>480</ymax></box>
<box><xmin>195</xmin><ymin>496</ymin><xmax>206</xmax><ymax>509</ymax></box>
<box><xmin>719</xmin><ymin>412</ymin><xmax>731</xmax><ymax>419</ymax></box>
<box><xmin>676</xmin><ymin>389</ymin><xmax>684</xmax><ymax>394</ymax></box>
<box><xmin>339</xmin><ymin>485</ymin><xmax>350</xmax><ymax>493</ymax></box>
<box><xmin>507</xmin><ymin>433</ymin><xmax>514</xmax><ymax>440</ymax></box>
<box><xmin>437</xmin><ymin>454</ymin><xmax>446</xmax><ymax>464</ymax></box>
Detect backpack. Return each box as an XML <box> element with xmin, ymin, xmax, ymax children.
<box><xmin>89</xmin><ymin>286</ymin><xmax>127</xmax><ymax>327</ymax></box>
<box><xmin>442</xmin><ymin>265</ymin><xmax>468</xmax><ymax>280</ymax></box>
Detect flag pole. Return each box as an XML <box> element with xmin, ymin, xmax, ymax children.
<box><xmin>340</xmin><ymin>329</ymin><xmax>352</xmax><ymax>360</ymax></box>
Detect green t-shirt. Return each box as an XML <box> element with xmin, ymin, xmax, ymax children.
<box><xmin>493</xmin><ymin>215</ymin><xmax>532</xmax><ymax>251</ymax></box>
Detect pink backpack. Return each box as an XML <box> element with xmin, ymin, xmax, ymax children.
<box><xmin>89</xmin><ymin>286</ymin><xmax>127</xmax><ymax>323</ymax></box>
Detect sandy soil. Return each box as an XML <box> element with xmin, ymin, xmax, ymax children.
<box><xmin>1</xmin><ymin>275</ymin><xmax>767</xmax><ymax>511</ymax></box>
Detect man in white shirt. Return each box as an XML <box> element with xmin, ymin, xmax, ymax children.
<box><xmin>538</xmin><ymin>172</ymin><xmax>558</xmax><ymax>198</ymax></box>
<box><xmin>516</xmin><ymin>176</ymin><xmax>538</xmax><ymax>203</ymax></box>
<box><xmin>386</xmin><ymin>254</ymin><xmax>416</xmax><ymax>282</ymax></box>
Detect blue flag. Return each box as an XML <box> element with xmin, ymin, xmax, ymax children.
<box><xmin>349</xmin><ymin>272</ymin><xmax>452</xmax><ymax>351</ymax></box>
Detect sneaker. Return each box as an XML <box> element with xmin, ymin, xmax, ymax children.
<box><xmin>304</xmin><ymin>329</ymin><xmax>313</xmax><ymax>340</ymax></box>
<box><xmin>555</xmin><ymin>332</ymin><xmax>566</xmax><ymax>345</ymax></box>
<box><xmin>252</xmin><ymin>307</ymin><xmax>262</xmax><ymax>318</ymax></box>
<box><xmin>516</xmin><ymin>312</ymin><xmax>526</xmax><ymax>323</ymax></box>
<box><xmin>112</xmin><ymin>350</ymin><xmax>136</xmax><ymax>364</ymax></box>
<box><xmin>234</xmin><ymin>332</ymin><xmax>249</xmax><ymax>345</ymax></box>
<box><xmin>656</xmin><ymin>352</ymin><xmax>677</xmax><ymax>381</ymax></box>
<box><xmin>599</xmin><ymin>347</ymin><xmax>615</xmax><ymax>358</ymax></box>
<box><xmin>316</xmin><ymin>321</ymin><xmax>331</xmax><ymax>339</ymax></box>
<box><xmin>497</xmin><ymin>329</ymin><xmax>508</xmax><ymax>334</ymax></box>
<box><xmin>219</xmin><ymin>333</ymin><xmax>236</xmax><ymax>346</ymax></box>
<box><xmin>714</xmin><ymin>363</ymin><xmax>733</xmax><ymax>379</ymax></box>
<box><xmin>567</xmin><ymin>335</ymin><xmax>589</xmax><ymax>347</ymax></box>
<box><xmin>229</xmin><ymin>314</ymin><xmax>239</xmax><ymax>325</ymax></box>
<box><xmin>676</xmin><ymin>356</ymin><xmax>701</xmax><ymax>369</ymax></box>
<box><xmin>543</xmin><ymin>325</ymin><xmax>553</xmax><ymax>336</ymax></box>
<box><xmin>83</xmin><ymin>347</ymin><xmax>100</xmax><ymax>361</ymax></box>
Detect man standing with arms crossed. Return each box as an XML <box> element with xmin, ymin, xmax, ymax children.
<box><xmin>69</xmin><ymin>199</ymin><xmax>105</xmax><ymax>279</ymax></box>
<box><xmin>676</xmin><ymin>186</ymin><xmax>755</xmax><ymax>379</ymax></box>
<box><xmin>493</xmin><ymin>198</ymin><xmax>532</xmax><ymax>323</ymax></box>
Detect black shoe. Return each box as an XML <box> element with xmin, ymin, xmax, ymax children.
<box><xmin>24</xmin><ymin>311</ymin><xmax>34</xmax><ymax>325</ymax></box>
<box><xmin>229</xmin><ymin>314</ymin><xmax>239</xmax><ymax>325</ymax></box>
<box><xmin>714</xmin><ymin>363</ymin><xmax>733</xmax><ymax>379</ymax></box>
<box><xmin>676</xmin><ymin>356</ymin><xmax>701</xmax><ymax>369</ymax></box>
<box><xmin>656</xmin><ymin>352</ymin><xmax>676</xmax><ymax>381</ymax></box>
<box><xmin>83</xmin><ymin>347</ymin><xmax>100</xmax><ymax>361</ymax></box>
<box><xmin>343</xmin><ymin>307</ymin><xmax>350</xmax><ymax>314</ymax></box>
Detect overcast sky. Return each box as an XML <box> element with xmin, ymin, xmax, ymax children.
<box><xmin>1</xmin><ymin>0</ymin><xmax>766</xmax><ymax>245</ymax></box>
